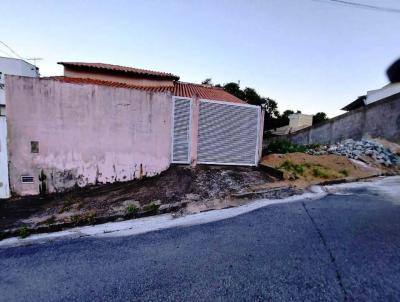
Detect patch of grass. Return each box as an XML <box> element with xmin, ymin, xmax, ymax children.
<box><xmin>312</xmin><ymin>167</ymin><xmax>330</xmax><ymax>179</ymax></box>
<box><xmin>143</xmin><ymin>203</ymin><xmax>160</xmax><ymax>213</ymax></box>
<box><xmin>18</xmin><ymin>226</ymin><xmax>30</xmax><ymax>239</ymax></box>
<box><xmin>126</xmin><ymin>204</ymin><xmax>138</xmax><ymax>215</ymax></box>
<box><xmin>339</xmin><ymin>169</ymin><xmax>349</xmax><ymax>177</ymax></box>
<box><xmin>279</xmin><ymin>160</ymin><xmax>305</xmax><ymax>177</ymax></box>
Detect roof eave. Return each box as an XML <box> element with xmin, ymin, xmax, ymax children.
<box><xmin>58</xmin><ymin>62</ymin><xmax>180</xmax><ymax>81</ymax></box>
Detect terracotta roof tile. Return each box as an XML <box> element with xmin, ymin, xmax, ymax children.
<box><xmin>58</xmin><ymin>62</ymin><xmax>180</xmax><ymax>80</ymax></box>
<box><xmin>44</xmin><ymin>77</ymin><xmax>245</xmax><ymax>104</ymax></box>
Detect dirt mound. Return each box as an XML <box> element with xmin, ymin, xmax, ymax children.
<box><xmin>0</xmin><ymin>165</ymin><xmax>274</xmax><ymax>231</ymax></box>
<box><xmin>260</xmin><ymin>152</ymin><xmax>385</xmax><ymax>187</ymax></box>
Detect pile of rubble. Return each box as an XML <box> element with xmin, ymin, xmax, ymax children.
<box><xmin>307</xmin><ymin>139</ymin><xmax>400</xmax><ymax>166</ymax></box>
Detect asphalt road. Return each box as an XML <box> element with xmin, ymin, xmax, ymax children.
<box><xmin>1</xmin><ymin>178</ymin><xmax>400</xmax><ymax>301</ymax></box>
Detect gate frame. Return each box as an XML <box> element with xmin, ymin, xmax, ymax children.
<box><xmin>196</xmin><ymin>98</ymin><xmax>261</xmax><ymax>167</ymax></box>
<box><xmin>171</xmin><ymin>96</ymin><xmax>193</xmax><ymax>164</ymax></box>
<box><xmin>0</xmin><ymin>115</ymin><xmax>10</xmax><ymax>198</ymax></box>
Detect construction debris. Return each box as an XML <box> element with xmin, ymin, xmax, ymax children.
<box><xmin>307</xmin><ymin>139</ymin><xmax>400</xmax><ymax>166</ymax></box>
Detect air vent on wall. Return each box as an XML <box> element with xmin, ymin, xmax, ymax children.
<box><xmin>21</xmin><ymin>176</ymin><xmax>34</xmax><ymax>183</ymax></box>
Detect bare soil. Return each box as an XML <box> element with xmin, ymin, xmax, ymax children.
<box><xmin>0</xmin><ymin>165</ymin><xmax>276</xmax><ymax>233</ymax></box>
<box><xmin>2</xmin><ymin>152</ymin><xmax>397</xmax><ymax>238</ymax></box>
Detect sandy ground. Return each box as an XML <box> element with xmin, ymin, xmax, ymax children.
<box><xmin>258</xmin><ymin>152</ymin><xmax>399</xmax><ymax>190</ymax></box>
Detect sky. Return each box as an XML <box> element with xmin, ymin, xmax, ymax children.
<box><xmin>1</xmin><ymin>0</ymin><xmax>400</xmax><ymax>117</ymax></box>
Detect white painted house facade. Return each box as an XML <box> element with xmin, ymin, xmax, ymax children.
<box><xmin>0</xmin><ymin>57</ymin><xmax>39</xmax><ymax>198</ymax></box>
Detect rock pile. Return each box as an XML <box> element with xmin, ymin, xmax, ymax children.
<box><xmin>307</xmin><ymin>139</ymin><xmax>400</xmax><ymax>166</ymax></box>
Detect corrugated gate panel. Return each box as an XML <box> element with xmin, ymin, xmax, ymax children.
<box><xmin>197</xmin><ymin>100</ymin><xmax>259</xmax><ymax>166</ymax></box>
<box><xmin>172</xmin><ymin>98</ymin><xmax>191</xmax><ymax>163</ymax></box>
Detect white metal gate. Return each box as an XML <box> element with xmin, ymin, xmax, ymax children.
<box><xmin>0</xmin><ymin>116</ymin><xmax>10</xmax><ymax>198</ymax></box>
<box><xmin>171</xmin><ymin>98</ymin><xmax>192</xmax><ymax>163</ymax></box>
<box><xmin>197</xmin><ymin>100</ymin><xmax>260</xmax><ymax>166</ymax></box>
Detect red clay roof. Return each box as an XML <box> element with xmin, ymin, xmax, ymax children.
<box><xmin>58</xmin><ymin>62</ymin><xmax>180</xmax><ymax>81</ymax></box>
<box><xmin>45</xmin><ymin>77</ymin><xmax>245</xmax><ymax>104</ymax></box>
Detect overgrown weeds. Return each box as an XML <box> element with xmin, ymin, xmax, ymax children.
<box><xmin>143</xmin><ymin>203</ymin><xmax>160</xmax><ymax>213</ymax></box>
<box><xmin>312</xmin><ymin>167</ymin><xmax>330</xmax><ymax>179</ymax></box>
<box><xmin>266</xmin><ymin>139</ymin><xmax>320</xmax><ymax>154</ymax></box>
<box><xmin>279</xmin><ymin>160</ymin><xmax>305</xmax><ymax>178</ymax></box>
<box><xmin>18</xmin><ymin>226</ymin><xmax>29</xmax><ymax>238</ymax></box>
<box><xmin>126</xmin><ymin>204</ymin><xmax>138</xmax><ymax>215</ymax></box>
<box><xmin>277</xmin><ymin>159</ymin><xmax>347</xmax><ymax>180</ymax></box>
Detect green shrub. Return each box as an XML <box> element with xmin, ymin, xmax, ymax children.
<box><xmin>18</xmin><ymin>226</ymin><xmax>30</xmax><ymax>239</ymax></box>
<box><xmin>339</xmin><ymin>169</ymin><xmax>349</xmax><ymax>177</ymax></box>
<box><xmin>126</xmin><ymin>204</ymin><xmax>138</xmax><ymax>215</ymax></box>
<box><xmin>312</xmin><ymin>167</ymin><xmax>329</xmax><ymax>179</ymax></box>
<box><xmin>279</xmin><ymin>160</ymin><xmax>304</xmax><ymax>176</ymax></box>
<box><xmin>266</xmin><ymin>140</ymin><xmax>308</xmax><ymax>154</ymax></box>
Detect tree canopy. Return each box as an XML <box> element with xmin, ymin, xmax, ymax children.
<box><xmin>313</xmin><ymin>112</ymin><xmax>328</xmax><ymax>125</ymax></box>
<box><xmin>202</xmin><ymin>79</ymin><xmax>328</xmax><ymax>131</ymax></box>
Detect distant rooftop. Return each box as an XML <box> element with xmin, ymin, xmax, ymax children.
<box><xmin>341</xmin><ymin>95</ymin><xmax>366</xmax><ymax>111</ymax></box>
<box><xmin>58</xmin><ymin>62</ymin><xmax>180</xmax><ymax>81</ymax></box>
<box><xmin>0</xmin><ymin>56</ymin><xmax>39</xmax><ymax>70</ymax></box>
<box><xmin>46</xmin><ymin>76</ymin><xmax>245</xmax><ymax>104</ymax></box>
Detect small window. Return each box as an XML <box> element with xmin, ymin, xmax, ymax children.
<box><xmin>21</xmin><ymin>176</ymin><xmax>34</xmax><ymax>183</ymax></box>
<box><xmin>31</xmin><ymin>141</ymin><xmax>39</xmax><ymax>153</ymax></box>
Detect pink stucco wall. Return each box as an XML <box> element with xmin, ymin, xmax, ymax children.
<box><xmin>6</xmin><ymin>76</ymin><xmax>172</xmax><ymax>196</ymax></box>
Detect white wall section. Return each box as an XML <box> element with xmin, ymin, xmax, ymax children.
<box><xmin>0</xmin><ymin>116</ymin><xmax>10</xmax><ymax>198</ymax></box>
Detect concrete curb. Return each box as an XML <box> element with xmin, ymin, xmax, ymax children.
<box><xmin>0</xmin><ymin>202</ymin><xmax>186</xmax><ymax>241</ymax></box>
<box><xmin>1</xmin><ymin>173</ymin><xmax>396</xmax><ymax>241</ymax></box>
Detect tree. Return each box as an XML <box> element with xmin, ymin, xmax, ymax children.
<box><xmin>278</xmin><ymin>110</ymin><xmax>294</xmax><ymax>127</ymax></box>
<box><xmin>313</xmin><ymin>112</ymin><xmax>328</xmax><ymax>125</ymax></box>
<box><xmin>243</xmin><ymin>87</ymin><xmax>262</xmax><ymax>106</ymax></box>
<box><xmin>202</xmin><ymin>78</ymin><xmax>213</xmax><ymax>85</ymax></box>
<box><xmin>263</xmin><ymin>98</ymin><xmax>279</xmax><ymax>118</ymax></box>
<box><xmin>223</xmin><ymin>82</ymin><xmax>245</xmax><ymax>100</ymax></box>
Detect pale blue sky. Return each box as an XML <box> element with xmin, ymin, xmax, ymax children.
<box><xmin>1</xmin><ymin>0</ymin><xmax>400</xmax><ymax>116</ymax></box>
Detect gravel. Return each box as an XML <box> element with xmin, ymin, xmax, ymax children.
<box><xmin>307</xmin><ymin>139</ymin><xmax>400</xmax><ymax>166</ymax></box>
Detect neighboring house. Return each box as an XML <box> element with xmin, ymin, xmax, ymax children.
<box><xmin>270</xmin><ymin>113</ymin><xmax>313</xmax><ymax>136</ymax></box>
<box><xmin>0</xmin><ymin>57</ymin><xmax>39</xmax><ymax>198</ymax></box>
<box><xmin>342</xmin><ymin>83</ymin><xmax>400</xmax><ymax>111</ymax></box>
<box><xmin>4</xmin><ymin>62</ymin><xmax>264</xmax><ymax>196</ymax></box>
<box><xmin>0</xmin><ymin>57</ymin><xmax>39</xmax><ymax>111</ymax></box>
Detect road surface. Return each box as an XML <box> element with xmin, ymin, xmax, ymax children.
<box><xmin>1</xmin><ymin>177</ymin><xmax>400</xmax><ymax>301</ymax></box>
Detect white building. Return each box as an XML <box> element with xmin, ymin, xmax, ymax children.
<box><xmin>0</xmin><ymin>57</ymin><xmax>39</xmax><ymax>107</ymax></box>
<box><xmin>342</xmin><ymin>83</ymin><xmax>400</xmax><ymax>111</ymax></box>
<box><xmin>270</xmin><ymin>113</ymin><xmax>314</xmax><ymax>136</ymax></box>
<box><xmin>365</xmin><ymin>83</ymin><xmax>400</xmax><ymax>105</ymax></box>
<box><xmin>0</xmin><ymin>57</ymin><xmax>39</xmax><ymax>198</ymax></box>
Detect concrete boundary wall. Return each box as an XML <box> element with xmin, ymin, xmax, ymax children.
<box><xmin>6</xmin><ymin>76</ymin><xmax>173</xmax><ymax>196</ymax></box>
<box><xmin>283</xmin><ymin>93</ymin><xmax>400</xmax><ymax>145</ymax></box>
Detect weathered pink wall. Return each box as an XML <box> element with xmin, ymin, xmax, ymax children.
<box><xmin>6</xmin><ymin>76</ymin><xmax>172</xmax><ymax>196</ymax></box>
